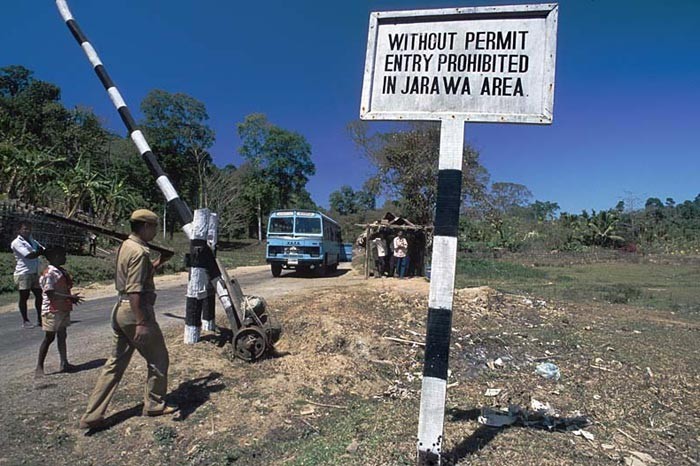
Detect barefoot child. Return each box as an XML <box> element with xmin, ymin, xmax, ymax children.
<box><xmin>35</xmin><ymin>246</ymin><xmax>83</xmax><ymax>376</ymax></box>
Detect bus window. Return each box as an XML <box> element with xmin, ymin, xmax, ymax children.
<box><xmin>270</xmin><ymin>217</ymin><xmax>293</xmax><ymax>233</ymax></box>
<box><xmin>296</xmin><ymin>217</ymin><xmax>321</xmax><ymax>234</ymax></box>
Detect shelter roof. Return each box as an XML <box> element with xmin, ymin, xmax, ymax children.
<box><xmin>356</xmin><ymin>211</ymin><xmax>429</xmax><ymax>231</ymax></box>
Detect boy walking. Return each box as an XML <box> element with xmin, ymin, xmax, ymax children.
<box><xmin>35</xmin><ymin>246</ymin><xmax>83</xmax><ymax>377</ymax></box>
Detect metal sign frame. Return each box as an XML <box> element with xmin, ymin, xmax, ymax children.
<box><xmin>360</xmin><ymin>3</ymin><xmax>558</xmax><ymax>124</ymax></box>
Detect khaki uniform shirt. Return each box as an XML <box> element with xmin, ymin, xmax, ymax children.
<box><xmin>115</xmin><ymin>234</ymin><xmax>156</xmax><ymax>294</ymax></box>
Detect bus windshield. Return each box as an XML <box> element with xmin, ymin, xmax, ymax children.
<box><xmin>269</xmin><ymin>217</ymin><xmax>293</xmax><ymax>233</ymax></box>
<box><xmin>295</xmin><ymin>217</ymin><xmax>321</xmax><ymax>234</ymax></box>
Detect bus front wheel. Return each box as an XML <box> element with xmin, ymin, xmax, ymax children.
<box><xmin>316</xmin><ymin>257</ymin><xmax>327</xmax><ymax>277</ymax></box>
<box><xmin>271</xmin><ymin>263</ymin><xmax>282</xmax><ymax>277</ymax></box>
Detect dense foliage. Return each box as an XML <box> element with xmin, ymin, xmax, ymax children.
<box><xmin>460</xmin><ymin>193</ymin><xmax>700</xmax><ymax>254</ymax></box>
<box><xmin>0</xmin><ymin>65</ymin><xmax>146</xmax><ymax>223</ymax></box>
<box><xmin>2</xmin><ymin>65</ymin><xmax>697</xmax><ymax>252</ymax></box>
<box><xmin>237</xmin><ymin>113</ymin><xmax>316</xmax><ymax>240</ymax></box>
<box><xmin>0</xmin><ymin>66</ymin><xmax>316</xmax><ymax>240</ymax></box>
<box><xmin>341</xmin><ymin>121</ymin><xmax>700</xmax><ymax>254</ymax></box>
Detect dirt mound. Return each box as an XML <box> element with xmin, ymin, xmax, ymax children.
<box><xmin>1</xmin><ymin>279</ymin><xmax>697</xmax><ymax>465</ymax></box>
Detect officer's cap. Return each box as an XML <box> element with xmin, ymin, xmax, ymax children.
<box><xmin>129</xmin><ymin>209</ymin><xmax>159</xmax><ymax>224</ymax></box>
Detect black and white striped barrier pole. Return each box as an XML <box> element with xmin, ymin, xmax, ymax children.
<box><xmin>417</xmin><ymin>119</ymin><xmax>464</xmax><ymax>465</ymax></box>
<box><xmin>55</xmin><ymin>0</ymin><xmax>194</xmax><ymax>234</ymax></box>
<box><xmin>55</xmin><ymin>0</ymin><xmax>244</xmax><ymax>335</ymax></box>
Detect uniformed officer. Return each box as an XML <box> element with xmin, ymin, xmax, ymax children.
<box><xmin>79</xmin><ymin>209</ymin><xmax>176</xmax><ymax>429</ymax></box>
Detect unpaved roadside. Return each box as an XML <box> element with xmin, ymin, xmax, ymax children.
<box><xmin>0</xmin><ymin>264</ymin><xmax>366</xmax><ymax>315</ymax></box>
<box><xmin>0</xmin><ymin>263</ymin><xmax>365</xmax><ymax>382</ymax></box>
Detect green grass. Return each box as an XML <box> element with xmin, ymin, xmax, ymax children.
<box><xmin>455</xmin><ymin>254</ymin><xmax>700</xmax><ymax>315</ymax></box>
<box><xmin>201</xmin><ymin>399</ymin><xmax>416</xmax><ymax>466</ymax></box>
<box><xmin>216</xmin><ymin>240</ymin><xmax>267</xmax><ymax>268</ymax></box>
<box><xmin>456</xmin><ymin>258</ymin><xmax>547</xmax><ymax>282</ymax></box>
<box><xmin>148</xmin><ymin>232</ymin><xmax>266</xmax><ymax>269</ymax></box>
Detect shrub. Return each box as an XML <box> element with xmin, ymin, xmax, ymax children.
<box><xmin>602</xmin><ymin>284</ymin><xmax>642</xmax><ymax>304</ymax></box>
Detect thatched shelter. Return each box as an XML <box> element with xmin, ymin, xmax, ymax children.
<box><xmin>355</xmin><ymin>212</ymin><xmax>432</xmax><ymax>278</ymax></box>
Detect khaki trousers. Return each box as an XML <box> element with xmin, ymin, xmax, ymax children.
<box><xmin>81</xmin><ymin>294</ymin><xmax>169</xmax><ymax>423</ymax></box>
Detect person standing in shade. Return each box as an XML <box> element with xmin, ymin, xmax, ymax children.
<box><xmin>371</xmin><ymin>235</ymin><xmax>387</xmax><ymax>278</ymax></box>
<box><xmin>87</xmin><ymin>232</ymin><xmax>97</xmax><ymax>256</ymax></box>
<box><xmin>11</xmin><ymin>221</ymin><xmax>45</xmax><ymax>328</ymax></box>
<box><xmin>79</xmin><ymin>209</ymin><xmax>175</xmax><ymax>429</ymax></box>
<box><xmin>392</xmin><ymin>230</ymin><xmax>409</xmax><ymax>278</ymax></box>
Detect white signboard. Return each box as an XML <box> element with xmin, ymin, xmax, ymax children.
<box><xmin>360</xmin><ymin>4</ymin><xmax>558</xmax><ymax>124</ymax></box>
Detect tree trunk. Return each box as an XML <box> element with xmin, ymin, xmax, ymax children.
<box><xmin>198</xmin><ymin>160</ymin><xmax>206</xmax><ymax>208</ymax></box>
<box><xmin>257</xmin><ymin>199</ymin><xmax>262</xmax><ymax>243</ymax></box>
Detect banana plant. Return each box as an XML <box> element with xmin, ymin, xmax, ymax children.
<box><xmin>586</xmin><ymin>210</ymin><xmax>625</xmax><ymax>246</ymax></box>
<box><xmin>56</xmin><ymin>155</ymin><xmax>108</xmax><ymax>218</ymax></box>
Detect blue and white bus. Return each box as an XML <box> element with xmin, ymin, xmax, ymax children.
<box><xmin>266</xmin><ymin>210</ymin><xmax>342</xmax><ymax>277</ymax></box>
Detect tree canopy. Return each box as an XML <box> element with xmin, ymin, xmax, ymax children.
<box><xmin>0</xmin><ymin>65</ymin><xmax>143</xmax><ymax>222</ymax></box>
<box><xmin>141</xmin><ymin>89</ymin><xmax>214</xmax><ymax>209</ymax></box>
<box><xmin>328</xmin><ymin>185</ymin><xmax>375</xmax><ymax>216</ymax></box>
<box><xmin>3</xmin><ymin>64</ymin><xmax>699</xmax><ymax>252</ymax></box>
<box><xmin>349</xmin><ymin>121</ymin><xmax>486</xmax><ymax>225</ymax></box>
<box><xmin>236</xmin><ymin>113</ymin><xmax>316</xmax><ymax>239</ymax></box>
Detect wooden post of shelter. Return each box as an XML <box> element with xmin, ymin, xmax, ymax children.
<box><xmin>364</xmin><ymin>225</ymin><xmax>371</xmax><ymax>279</ymax></box>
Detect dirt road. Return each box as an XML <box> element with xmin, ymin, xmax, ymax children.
<box><xmin>0</xmin><ymin>263</ymin><xmax>362</xmax><ymax>380</ymax></box>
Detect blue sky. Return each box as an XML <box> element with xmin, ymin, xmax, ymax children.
<box><xmin>3</xmin><ymin>0</ymin><xmax>698</xmax><ymax>214</ymax></box>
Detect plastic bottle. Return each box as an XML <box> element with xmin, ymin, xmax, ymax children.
<box><xmin>535</xmin><ymin>362</ymin><xmax>561</xmax><ymax>380</ymax></box>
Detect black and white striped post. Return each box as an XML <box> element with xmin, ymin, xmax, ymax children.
<box><xmin>184</xmin><ymin>209</ymin><xmax>210</xmax><ymax>344</ymax></box>
<box><xmin>360</xmin><ymin>5</ymin><xmax>558</xmax><ymax>464</ymax></box>
<box><xmin>184</xmin><ymin>208</ymin><xmax>218</xmax><ymax>343</ymax></box>
<box><xmin>417</xmin><ymin>119</ymin><xmax>464</xmax><ymax>465</ymax></box>
<box><xmin>202</xmin><ymin>212</ymin><xmax>219</xmax><ymax>331</ymax></box>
